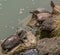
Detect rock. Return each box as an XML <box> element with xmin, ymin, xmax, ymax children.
<box><xmin>27</xmin><ymin>18</ymin><xmax>37</xmax><ymax>28</ymax></box>
<box><xmin>51</xmin><ymin>1</ymin><xmax>60</xmax><ymax>14</ymax></box>
<box><xmin>40</xmin><ymin>17</ymin><xmax>55</xmax><ymax>31</ymax></box>
<box><xmin>19</xmin><ymin>49</ymin><xmax>38</xmax><ymax>55</ymax></box>
<box><xmin>39</xmin><ymin>17</ymin><xmax>56</xmax><ymax>38</ymax></box>
<box><xmin>35</xmin><ymin>2</ymin><xmax>60</xmax><ymax>38</ymax></box>
<box><xmin>1</xmin><ymin>37</ymin><xmax>60</xmax><ymax>55</ymax></box>
<box><xmin>1</xmin><ymin>1</ymin><xmax>60</xmax><ymax>55</ymax></box>
<box><xmin>36</xmin><ymin>37</ymin><xmax>60</xmax><ymax>55</ymax></box>
<box><xmin>8</xmin><ymin>31</ymin><xmax>37</xmax><ymax>55</ymax></box>
<box><xmin>27</xmin><ymin>1</ymin><xmax>60</xmax><ymax>39</ymax></box>
<box><xmin>5</xmin><ymin>37</ymin><xmax>60</xmax><ymax>55</ymax></box>
<box><xmin>53</xmin><ymin>15</ymin><xmax>60</xmax><ymax>37</ymax></box>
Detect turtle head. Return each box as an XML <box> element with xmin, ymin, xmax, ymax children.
<box><xmin>51</xmin><ymin>1</ymin><xmax>55</xmax><ymax>8</ymax></box>
<box><xmin>16</xmin><ymin>28</ymin><xmax>27</xmax><ymax>40</ymax></box>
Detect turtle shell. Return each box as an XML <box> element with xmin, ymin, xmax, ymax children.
<box><xmin>1</xmin><ymin>35</ymin><xmax>22</xmax><ymax>53</ymax></box>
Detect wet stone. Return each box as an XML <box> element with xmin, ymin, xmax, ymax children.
<box><xmin>20</xmin><ymin>49</ymin><xmax>38</xmax><ymax>55</ymax></box>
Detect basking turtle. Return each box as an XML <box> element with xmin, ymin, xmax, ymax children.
<box><xmin>39</xmin><ymin>1</ymin><xmax>60</xmax><ymax>38</ymax></box>
<box><xmin>30</xmin><ymin>8</ymin><xmax>52</xmax><ymax>22</ymax></box>
<box><xmin>1</xmin><ymin>35</ymin><xmax>21</xmax><ymax>53</ymax></box>
<box><xmin>1</xmin><ymin>29</ymin><xmax>27</xmax><ymax>53</ymax></box>
<box><xmin>29</xmin><ymin>8</ymin><xmax>52</xmax><ymax>27</ymax></box>
<box><xmin>8</xmin><ymin>31</ymin><xmax>37</xmax><ymax>55</ymax></box>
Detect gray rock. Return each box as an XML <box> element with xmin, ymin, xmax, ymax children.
<box><xmin>36</xmin><ymin>37</ymin><xmax>60</xmax><ymax>55</ymax></box>
<box><xmin>23</xmin><ymin>49</ymin><xmax>38</xmax><ymax>55</ymax></box>
<box><xmin>40</xmin><ymin>17</ymin><xmax>55</xmax><ymax>32</ymax></box>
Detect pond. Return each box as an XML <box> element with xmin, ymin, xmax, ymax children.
<box><xmin>0</xmin><ymin>0</ymin><xmax>60</xmax><ymax>39</ymax></box>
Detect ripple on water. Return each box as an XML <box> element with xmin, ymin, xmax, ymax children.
<box><xmin>0</xmin><ymin>13</ymin><xmax>4</xmax><ymax>15</ymax></box>
<box><xmin>32</xmin><ymin>2</ymin><xmax>35</xmax><ymax>5</ymax></box>
<box><xmin>5</xmin><ymin>25</ymin><xmax>8</xmax><ymax>28</ymax></box>
<box><xmin>32</xmin><ymin>0</ymin><xmax>35</xmax><ymax>2</ymax></box>
<box><xmin>19</xmin><ymin>8</ymin><xmax>25</xmax><ymax>14</ymax></box>
<box><xmin>0</xmin><ymin>3</ymin><xmax>2</xmax><ymax>6</ymax></box>
<box><xmin>11</xmin><ymin>26</ymin><xmax>15</xmax><ymax>30</ymax></box>
<box><xmin>0</xmin><ymin>7</ymin><xmax>3</xmax><ymax>9</ymax></box>
<box><xmin>4</xmin><ymin>0</ymin><xmax>7</xmax><ymax>1</ymax></box>
<box><xmin>19</xmin><ymin>11</ymin><xmax>23</xmax><ymax>14</ymax></box>
<box><xmin>20</xmin><ymin>8</ymin><xmax>24</xmax><ymax>11</ymax></box>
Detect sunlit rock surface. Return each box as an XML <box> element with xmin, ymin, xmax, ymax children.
<box><xmin>37</xmin><ymin>37</ymin><xmax>60</xmax><ymax>55</ymax></box>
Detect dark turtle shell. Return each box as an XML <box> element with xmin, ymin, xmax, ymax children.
<box><xmin>29</xmin><ymin>9</ymin><xmax>52</xmax><ymax>27</ymax></box>
<box><xmin>30</xmin><ymin>8</ymin><xmax>52</xmax><ymax>21</ymax></box>
<box><xmin>1</xmin><ymin>35</ymin><xmax>22</xmax><ymax>53</ymax></box>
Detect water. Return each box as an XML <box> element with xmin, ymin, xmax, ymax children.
<box><xmin>0</xmin><ymin>0</ymin><xmax>60</xmax><ymax>39</ymax></box>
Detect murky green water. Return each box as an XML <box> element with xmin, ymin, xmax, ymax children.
<box><xmin>0</xmin><ymin>0</ymin><xmax>60</xmax><ymax>39</ymax></box>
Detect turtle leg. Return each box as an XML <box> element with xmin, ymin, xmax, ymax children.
<box><xmin>3</xmin><ymin>49</ymin><xmax>9</xmax><ymax>54</ymax></box>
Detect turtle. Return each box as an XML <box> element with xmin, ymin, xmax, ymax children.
<box><xmin>8</xmin><ymin>31</ymin><xmax>37</xmax><ymax>55</ymax></box>
<box><xmin>1</xmin><ymin>29</ymin><xmax>27</xmax><ymax>53</ymax></box>
<box><xmin>28</xmin><ymin>8</ymin><xmax>52</xmax><ymax>27</ymax></box>
<box><xmin>30</xmin><ymin>8</ymin><xmax>52</xmax><ymax>22</ymax></box>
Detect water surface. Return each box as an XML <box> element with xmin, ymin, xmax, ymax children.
<box><xmin>0</xmin><ymin>0</ymin><xmax>60</xmax><ymax>39</ymax></box>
